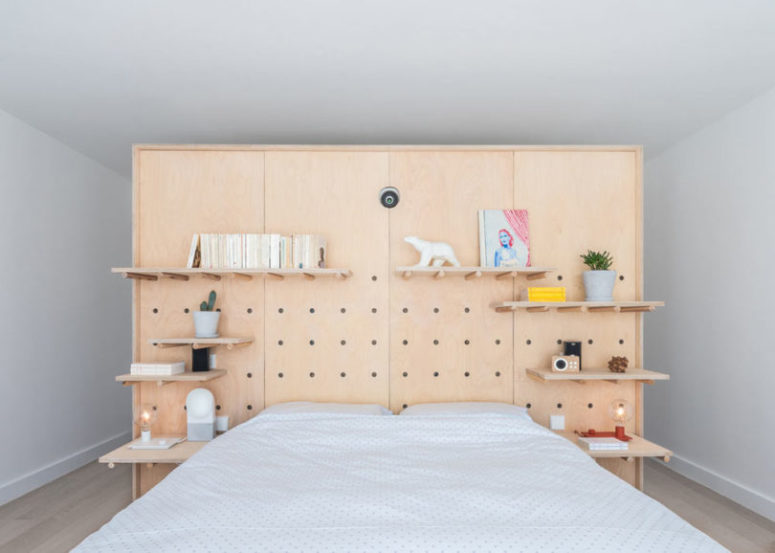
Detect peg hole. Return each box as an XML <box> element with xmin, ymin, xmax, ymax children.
<box><xmin>526</xmin><ymin>339</ymin><xmax>532</xmax><ymax>345</ymax></box>
<box><xmin>588</xmin><ymin>339</ymin><xmax>594</xmax><ymax>345</ymax></box>
<box><xmin>183</xmin><ymin>308</ymin><xmax>190</xmax><ymax>314</ymax></box>
<box><xmin>247</xmin><ymin>404</ymin><xmax>253</xmax><ymax>410</ymax></box>
<box><xmin>371</xmin><ymin>275</ymin><xmax>377</xmax><ymax>281</ymax></box>
<box><xmin>340</xmin><ymin>339</ymin><xmax>346</xmax><ymax>346</ymax></box>
<box><xmin>216</xmin><ymin>308</ymin><xmax>221</xmax><ymax>312</ymax></box>
<box><xmin>588</xmin><ymin>403</ymin><xmax>594</xmax><ymax>409</ymax></box>
<box><xmin>619</xmin><ymin>339</ymin><xmax>624</xmax><ymax>345</ymax></box>
<box><xmin>557</xmin><ymin>275</ymin><xmax>563</xmax><ymax>281</ymax></box>
<box><xmin>371</xmin><ymin>371</ymin><xmax>377</xmax><ymax>378</ymax></box>
<box><xmin>495</xmin><ymin>339</ymin><xmax>501</xmax><ymax>345</ymax></box>
<box><xmin>402</xmin><ymin>371</ymin><xmax>408</xmax><ymax>377</ymax></box>
<box><xmin>278</xmin><ymin>340</ymin><xmax>284</xmax><ymax>346</ymax></box>
<box><xmin>247</xmin><ymin>307</ymin><xmax>253</xmax><ymax>314</ymax></box>
<box><xmin>495</xmin><ymin>371</ymin><xmax>501</xmax><ymax>377</ymax></box>
<box><xmin>403</xmin><ymin>339</ymin><xmax>408</xmax><ymax>346</ymax></box>
<box><xmin>152</xmin><ymin>308</ymin><xmax>158</xmax><ymax>314</ymax></box>
<box><xmin>216</xmin><ymin>405</ymin><xmax>221</xmax><ymax>411</ymax></box>
<box><xmin>619</xmin><ymin>275</ymin><xmax>625</xmax><ymax>281</ymax></box>
<box><xmin>309</xmin><ymin>371</ymin><xmax>315</xmax><ymax>378</ymax></box>
<box><xmin>433</xmin><ymin>371</ymin><xmax>439</xmax><ymax>377</ymax></box>
<box><xmin>278</xmin><ymin>307</ymin><xmax>284</xmax><ymax>314</ymax></box>
<box><xmin>371</xmin><ymin>339</ymin><xmax>377</xmax><ymax>345</ymax></box>
<box><xmin>526</xmin><ymin>403</ymin><xmax>532</xmax><ymax>409</ymax></box>
<box><xmin>557</xmin><ymin>403</ymin><xmax>562</xmax><ymax>409</ymax></box>
<box><xmin>340</xmin><ymin>371</ymin><xmax>347</xmax><ymax>378</ymax></box>
<box><xmin>433</xmin><ymin>339</ymin><xmax>439</xmax><ymax>345</ymax></box>
<box><xmin>464</xmin><ymin>371</ymin><xmax>470</xmax><ymax>377</ymax></box>
<box><xmin>464</xmin><ymin>339</ymin><xmax>470</xmax><ymax>345</ymax></box>
<box><xmin>309</xmin><ymin>340</ymin><xmax>315</xmax><ymax>346</ymax></box>
<box><xmin>309</xmin><ymin>307</ymin><xmax>315</xmax><ymax>314</ymax></box>
<box><xmin>247</xmin><ymin>372</ymin><xmax>252</xmax><ymax>378</ymax></box>
<box><xmin>402</xmin><ymin>307</ymin><xmax>408</xmax><ymax>313</ymax></box>
<box><xmin>402</xmin><ymin>404</ymin><xmax>408</xmax><ymax>409</ymax></box>
<box><xmin>464</xmin><ymin>307</ymin><xmax>470</xmax><ymax>313</ymax></box>
<box><xmin>371</xmin><ymin>307</ymin><xmax>377</xmax><ymax>313</ymax></box>
<box><xmin>433</xmin><ymin>307</ymin><xmax>439</xmax><ymax>313</ymax></box>
<box><xmin>340</xmin><ymin>307</ymin><xmax>346</xmax><ymax>313</ymax></box>
<box><xmin>556</xmin><ymin>339</ymin><xmax>562</xmax><ymax>345</ymax></box>
<box><xmin>278</xmin><ymin>372</ymin><xmax>284</xmax><ymax>378</ymax></box>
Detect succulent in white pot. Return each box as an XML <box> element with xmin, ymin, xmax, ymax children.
<box><xmin>193</xmin><ymin>290</ymin><xmax>220</xmax><ymax>338</ymax></box>
<box><xmin>580</xmin><ymin>250</ymin><xmax>616</xmax><ymax>301</ymax></box>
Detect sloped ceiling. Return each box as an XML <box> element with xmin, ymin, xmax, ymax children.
<box><xmin>1</xmin><ymin>0</ymin><xmax>775</xmax><ymax>175</ymax></box>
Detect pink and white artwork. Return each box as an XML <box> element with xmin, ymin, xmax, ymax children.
<box><xmin>478</xmin><ymin>209</ymin><xmax>530</xmax><ymax>267</ymax></box>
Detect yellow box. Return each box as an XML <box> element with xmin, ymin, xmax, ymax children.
<box><xmin>527</xmin><ymin>287</ymin><xmax>566</xmax><ymax>302</ymax></box>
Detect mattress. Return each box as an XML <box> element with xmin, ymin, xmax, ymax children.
<box><xmin>74</xmin><ymin>413</ymin><xmax>728</xmax><ymax>552</ymax></box>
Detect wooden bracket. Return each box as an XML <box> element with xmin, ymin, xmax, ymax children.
<box><xmin>161</xmin><ymin>272</ymin><xmax>189</xmax><ymax>281</ymax></box>
<box><xmin>495</xmin><ymin>271</ymin><xmax>517</xmax><ymax>280</ymax></box>
<box><xmin>201</xmin><ymin>273</ymin><xmax>222</xmax><ymax>281</ymax></box>
<box><xmin>526</xmin><ymin>306</ymin><xmax>550</xmax><ymax>313</ymax></box>
<box><xmin>302</xmin><ymin>272</ymin><xmax>316</xmax><ymax>281</ymax></box>
<box><xmin>231</xmin><ymin>273</ymin><xmax>252</xmax><ymax>281</ymax></box>
<box><xmin>525</xmin><ymin>271</ymin><xmax>547</xmax><ymax>281</ymax></box>
<box><xmin>266</xmin><ymin>273</ymin><xmax>285</xmax><ymax>280</ymax></box>
<box><xmin>494</xmin><ymin>305</ymin><xmax>516</xmax><ymax>313</ymax></box>
<box><xmin>123</xmin><ymin>272</ymin><xmax>158</xmax><ymax>281</ymax></box>
<box><xmin>557</xmin><ymin>306</ymin><xmax>583</xmax><ymax>312</ymax></box>
<box><xmin>588</xmin><ymin>306</ymin><xmax>620</xmax><ymax>312</ymax></box>
<box><xmin>225</xmin><ymin>342</ymin><xmax>251</xmax><ymax>351</ymax></box>
<box><xmin>153</xmin><ymin>343</ymin><xmax>187</xmax><ymax>349</ymax></box>
<box><xmin>402</xmin><ymin>270</ymin><xmax>412</xmax><ymax>279</ymax></box>
<box><xmin>434</xmin><ymin>270</ymin><xmax>445</xmax><ymax>279</ymax></box>
<box><xmin>620</xmin><ymin>305</ymin><xmax>655</xmax><ymax>313</ymax></box>
<box><xmin>464</xmin><ymin>270</ymin><xmax>482</xmax><ymax>280</ymax></box>
<box><xmin>336</xmin><ymin>270</ymin><xmax>352</xmax><ymax>279</ymax></box>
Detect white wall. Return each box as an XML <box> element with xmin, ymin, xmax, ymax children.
<box><xmin>0</xmin><ymin>108</ymin><xmax>131</xmax><ymax>505</ymax></box>
<box><xmin>645</xmin><ymin>85</ymin><xmax>775</xmax><ymax>520</ymax></box>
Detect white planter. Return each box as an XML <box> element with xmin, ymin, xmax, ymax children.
<box><xmin>583</xmin><ymin>270</ymin><xmax>617</xmax><ymax>301</ymax></box>
<box><xmin>193</xmin><ymin>311</ymin><xmax>220</xmax><ymax>338</ymax></box>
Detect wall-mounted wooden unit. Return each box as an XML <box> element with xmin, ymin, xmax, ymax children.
<box><xmin>526</xmin><ymin>367</ymin><xmax>669</xmax><ymax>384</ymax></box>
<box><xmin>395</xmin><ymin>266</ymin><xmax>555</xmax><ymax>280</ymax></box>
<box><xmin>148</xmin><ymin>337</ymin><xmax>253</xmax><ymax>349</ymax></box>
<box><xmin>123</xmin><ymin>144</ymin><xmax>657</xmax><ymax>496</ymax></box>
<box><xmin>494</xmin><ymin>301</ymin><xmax>664</xmax><ymax>313</ymax></box>
<box><xmin>113</xmin><ymin>267</ymin><xmax>352</xmax><ymax>281</ymax></box>
<box><xmin>116</xmin><ymin>369</ymin><xmax>227</xmax><ymax>387</ymax></box>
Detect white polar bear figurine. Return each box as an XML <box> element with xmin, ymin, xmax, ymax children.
<box><xmin>404</xmin><ymin>236</ymin><xmax>461</xmax><ymax>268</ymax></box>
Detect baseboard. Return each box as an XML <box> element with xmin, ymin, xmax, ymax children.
<box><xmin>656</xmin><ymin>453</ymin><xmax>775</xmax><ymax>521</ymax></box>
<box><xmin>0</xmin><ymin>431</ymin><xmax>131</xmax><ymax>506</ymax></box>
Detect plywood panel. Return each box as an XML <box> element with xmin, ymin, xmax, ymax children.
<box><xmin>264</xmin><ymin>152</ymin><xmax>390</xmax><ymax>406</ymax></box>
<box><xmin>134</xmin><ymin>150</ymin><xmax>265</xmax><ymax>439</ymax></box>
<box><xmin>513</xmin><ymin>150</ymin><xmax>642</xmax><ymax>487</ymax></box>
<box><xmin>389</xmin><ymin>152</ymin><xmax>517</xmax><ymax>410</ymax></box>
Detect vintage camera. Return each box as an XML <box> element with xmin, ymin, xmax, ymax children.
<box><xmin>551</xmin><ymin>355</ymin><xmax>580</xmax><ymax>373</ymax></box>
<box><xmin>379</xmin><ymin>187</ymin><xmax>400</xmax><ymax>208</ymax></box>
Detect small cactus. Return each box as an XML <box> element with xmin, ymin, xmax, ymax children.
<box><xmin>200</xmin><ymin>290</ymin><xmax>216</xmax><ymax>311</ymax></box>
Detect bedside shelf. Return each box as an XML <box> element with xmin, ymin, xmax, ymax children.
<box><xmin>116</xmin><ymin>369</ymin><xmax>227</xmax><ymax>387</ymax></box>
<box><xmin>100</xmin><ymin>437</ymin><xmax>206</xmax><ymax>468</ymax></box>
<box><xmin>149</xmin><ymin>337</ymin><xmax>253</xmax><ymax>350</ymax></box>
<box><xmin>493</xmin><ymin>300</ymin><xmax>664</xmax><ymax>313</ymax></box>
<box><xmin>527</xmin><ymin>367</ymin><xmax>669</xmax><ymax>385</ymax></box>
<box><xmin>556</xmin><ymin>431</ymin><xmax>672</xmax><ymax>462</ymax></box>
<box><xmin>395</xmin><ymin>266</ymin><xmax>554</xmax><ymax>280</ymax></box>
<box><xmin>112</xmin><ymin>267</ymin><xmax>352</xmax><ymax>281</ymax></box>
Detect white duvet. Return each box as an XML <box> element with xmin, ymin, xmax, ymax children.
<box><xmin>75</xmin><ymin>413</ymin><xmax>727</xmax><ymax>552</ymax></box>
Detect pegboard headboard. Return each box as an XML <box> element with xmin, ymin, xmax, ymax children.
<box><xmin>131</xmin><ymin>145</ymin><xmax>644</xmax><ymax>493</ymax></box>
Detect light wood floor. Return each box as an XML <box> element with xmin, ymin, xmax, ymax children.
<box><xmin>0</xmin><ymin>460</ymin><xmax>772</xmax><ymax>552</ymax></box>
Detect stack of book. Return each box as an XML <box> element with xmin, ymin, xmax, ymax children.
<box><xmin>130</xmin><ymin>362</ymin><xmax>185</xmax><ymax>376</ymax></box>
<box><xmin>522</xmin><ymin>286</ymin><xmax>566</xmax><ymax>302</ymax></box>
<box><xmin>577</xmin><ymin>437</ymin><xmax>629</xmax><ymax>451</ymax></box>
<box><xmin>187</xmin><ymin>233</ymin><xmax>327</xmax><ymax>270</ymax></box>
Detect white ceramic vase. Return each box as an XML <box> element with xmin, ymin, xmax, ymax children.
<box><xmin>193</xmin><ymin>311</ymin><xmax>220</xmax><ymax>338</ymax></box>
<box><xmin>583</xmin><ymin>270</ymin><xmax>617</xmax><ymax>301</ymax></box>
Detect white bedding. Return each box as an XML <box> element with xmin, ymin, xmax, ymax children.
<box><xmin>75</xmin><ymin>413</ymin><xmax>727</xmax><ymax>552</ymax></box>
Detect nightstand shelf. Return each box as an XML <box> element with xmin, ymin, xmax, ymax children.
<box><xmin>395</xmin><ymin>266</ymin><xmax>554</xmax><ymax>280</ymax></box>
<box><xmin>149</xmin><ymin>337</ymin><xmax>253</xmax><ymax>350</ymax></box>
<box><xmin>556</xmin><ymin>431</ymin><xmax>672</xmax><ymax>462</ymax></box>
<box><xmin>116</xmin><ymin>369</ymin><xmax>226</xmax><ymax>387</ymax></box>
<box><xmin>99</xmin><ymin>437</ymin><xmax>205</xmax><ymax>468</ymax></box>
<box><xmin>527</xmin><ymin>367</ymin><xmax>669</xmax><ymax>385</ymax></box>
<box><xmin>113</xmin><ymin>267</ymin><xmax>352</xmax><ymax>281</ymax></box>
<box><xmin>493</xmin><ymin>300</ymin><xmax>664</xmax><ymax>313</ymax></box>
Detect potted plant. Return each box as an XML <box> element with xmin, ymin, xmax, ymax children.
<box><xmin>193</xmin><ymin>290</ymin><xmax>220</xmax><ymax>338</ymax></box>
<box><xmin>580</xmin><ymin>250</ymin><xmax>615</xmax><ymax>301</ymax></box>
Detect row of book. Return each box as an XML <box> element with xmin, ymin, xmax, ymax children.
<box><xmin>187</xmin><ymin>233</ymin><xmax>327</xmax><ymax>270</ymax></box>
<box><xmin>130</xmin><ymin>362</ymin><xmax>185</xmax><ymax>376</ymax></box>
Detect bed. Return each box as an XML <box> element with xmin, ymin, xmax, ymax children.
<box><xmin>74</xmin><ymin>408</ymin><xmax>727</xmax><ymax>552</ymax></box>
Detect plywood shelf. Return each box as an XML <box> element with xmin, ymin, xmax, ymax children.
<box><xmin>116</xmin><ymin>369</ymin><xmax>227</xmax><ymax>387</ymax></box>
<box><xmin>527</xmin><ymin>367</ymin><xmax>669</xmax><ymax>385</ymax></box>
<box><xmin>493</xmin><ymin>300</ymin><xmax>664</xmax><ymax>313</ymax></box>
<box><xmin>149</xmin><ymin>337</ymin><xmax>253</xmax><ymax>350</ymax></box>
<box><xmin>99</xmin><ymin>437</ymin><xmax>206</xmax><ymax>467</ymax></box>
<box><xmin>395</xmin><ymin>266</ymin><xmax>554</xmax><ymax>280</ymax></box>
<box><xmin>112</xmin><ymin>267</ymin><xmax>352</xmax><ymax>281</ymax></box>
<box><xmin>556</xmin><ymin>431</ymin><xmax>672</xmax><ymax>461</ymax></box>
